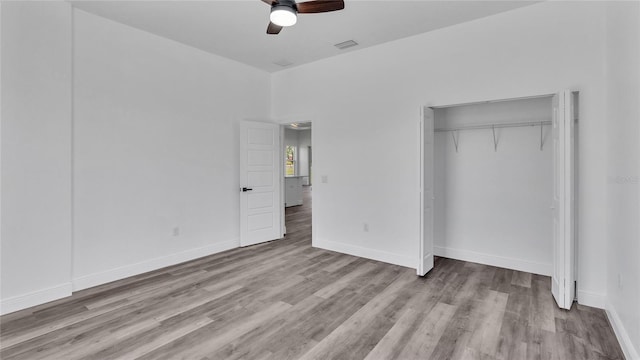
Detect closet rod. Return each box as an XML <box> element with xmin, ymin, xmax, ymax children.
<box><xmin>435</xmin><ymin>120</ymin><xmax>552</xmax><ymax>132</ymax></box>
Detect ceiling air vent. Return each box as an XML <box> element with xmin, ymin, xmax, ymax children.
<box><xmin>334</xmin><ymin>40</ymin><xmax>358</xmax><ymax>50</ymax></box>
<box><xmin>274</xmin><ymin>59</ymin><xmax>294</xmax><ymax>67</ymax></box>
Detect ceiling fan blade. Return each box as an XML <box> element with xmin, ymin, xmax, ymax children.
<box><xmin>261</xmin><ymin>0</ymin><xmax>278</xmax><ymax>5</ymax></box>
<box><xmin>267</xmin><ymin>22</ymin><xmax>283</xmax><ymax>34</ymax></box>
<box><xmin>296</xmin><ymin>0</ymin><xmax>344</xmax><ymax>13</ymax></box>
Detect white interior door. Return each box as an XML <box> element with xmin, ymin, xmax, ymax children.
<box><xmin>551</xmin><ymin>90</ymin><xmax>576</xmax><ymax>310</ymax></box>
<box><xmin>240</xmin><ymin>121</ymin><xmax>282</xmax><ymax>247</ymax></box>
<box><xmin>418</xmin><ymin>106</ymin><xmax>435</xmax><ymax>276</ymax></box>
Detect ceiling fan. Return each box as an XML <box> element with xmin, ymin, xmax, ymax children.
<box><xmin>262</xmin><ymin>0</ymin><xmax>345</xmax><ymax>35</ymax></box>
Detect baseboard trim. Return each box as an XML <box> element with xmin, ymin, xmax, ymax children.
<box><xmin>434</xmin><ymin>246</ymin><xmax>552</xmax><ymax>276</ymax></box>
<box><xmin>577</xmin><ymin>290</ymin><xmax>606</xmax><ymax>309</ymax></box>
<box><xmin>0</xmin><ymin>282</ymin><xmax>72</xmax><ymax>315</ymax></box>
<box><xmin>314</xmin><ymin>238</ymin><xmax>415</xmax><ymax>269</ymax></box>
<box><xmin>72</xmin><ymin>240</ymin><xmax>238</xmax><ymax>291</ymax></box>
<box><xmin>606</xmin><ymin>301</ymin><xmax>640</xmax><ymax>360</ymax></box>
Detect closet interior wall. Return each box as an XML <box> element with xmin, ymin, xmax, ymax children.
<box><xmin>433</xmin><ymin>96</ymin><xmax>554</xmax><ymax>276</ymax></box>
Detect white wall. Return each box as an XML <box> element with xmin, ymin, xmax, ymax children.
<box><xmin>284</xmin><ymin>128</ymin><xmax>299</xmax><ymax>147</ymax></box>
<box><xmin>71</xmin><ymin>9</ymin><xmax>271</xmax><ymax>290</ymax></box>
<box><xmin>434</xmin><ymin>98</ymin><xmax>553</xmax><ymax>276</ymax></box>
<box><xmin>0</xmin><ymin>2</ymin><xmax>73</xmax><ymax>313</ymax></box>
<box><xmin>298</xmin><ymin>129</ymin><xmax>311</xmax><ymax>184</ymax></box>
<box><xmin>272</xmin><ymin>1</ymin><xmax>608</xmax><ymax>305</ymax></box>
<box><xmin>605</xmin><ymin>2</ymin><xmax>640</xmax><ymax>359</ymax></box>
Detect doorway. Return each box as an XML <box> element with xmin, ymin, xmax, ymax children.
<box><xmin>282</xmin><ymin>122</ymin><xmax>312</xmax><ymax>240</ymax></box>
<box><xmin>419</xmin><ymin>91</ymin><xmax>578</xmax><ymax>310</ymax></box>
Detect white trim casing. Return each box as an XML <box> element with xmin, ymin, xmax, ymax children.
<box><xmin>72</xmin><ymin>240</ymin><xmax>238</xmax><ymax>291</ymax></box>
<box><xmin>315</xmin><ymin>237</ymin><xmax>414</xmax><ymax>269</ymax></box>
<box><xmin>0</xmin><ymin>283</ymin><xmax>73</xmax><ymax>315</ymax></box>
<box><xmin>435</xmin><ymin>245</ymin><xmax>552</xmax><ymax>277</ymax></box>
<box><xmin>576</xmin><ymin>290</ymin><xmax>606</xmax><ymax>309</ymax></box>
<box><xmin>606</xmin><ymin>301</ymin><xmax>640</xmax><ymax>360</ymax></box>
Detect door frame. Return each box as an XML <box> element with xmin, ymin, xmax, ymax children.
<box><xmin>280</xmin><ymin>125</ymin><xmax>286</xmax><ymax>236</ymax></box>
<box><xmin>418</xmin><ymin>91</ymin><xmax>578</xmax><ymax>307</ymax></box>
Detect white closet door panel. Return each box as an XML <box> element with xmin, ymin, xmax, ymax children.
<box><xmin>419</xmin><ymin>106</ymin><xmax>435</xmax><ymax>276</ymax></box>
<box><xmin>551</xmin><ymin>90</ymin><xmax>576</xmax><ymax>310</ymax></box>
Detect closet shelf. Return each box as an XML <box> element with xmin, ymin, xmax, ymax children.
<box><xmin>434</xmin><ymin>120</ymin><xmax>552</xmax><ymax>132</ymax></box>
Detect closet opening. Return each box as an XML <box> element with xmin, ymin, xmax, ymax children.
<box><xmin>419</xmin><ymin>91</ymin><xmax>578</xmax><ymax>310</ymax></box>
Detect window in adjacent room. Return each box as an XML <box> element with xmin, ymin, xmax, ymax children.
<box><xmin>285</xmin><ymin>145</ymin><xmax>296</xmax><ymax>176</ymax></box>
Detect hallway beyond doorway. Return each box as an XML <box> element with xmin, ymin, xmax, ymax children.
<box><xmin>285</xmin><ymin>186</ymin><xmax>311</xmax><ymax>241</ymax></box>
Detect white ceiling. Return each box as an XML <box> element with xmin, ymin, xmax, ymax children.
<box><xmin>70</xmin><ymin>0</ymin><xmax>539</xmax><ymax>73</ymax></box>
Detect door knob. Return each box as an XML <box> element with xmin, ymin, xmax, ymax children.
<box><xmin>242</xmin><ymin>187</ymin><xmax>253</xmax><ymax>192</ymax></box>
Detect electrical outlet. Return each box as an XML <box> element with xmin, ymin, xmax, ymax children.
<box><xmin>173</xmin><ymin>226</ymin><xmax>180</xmax><ymax>237</ymax></box>
<box><xmin>321</xmin><ymin>175</ymin><xmax>329</xmax><ymax>184</ymax></box>
<box><xmin>363</xmin><ymin>223</ymin><xmax>369</xmax><ymax>232</ymax></box>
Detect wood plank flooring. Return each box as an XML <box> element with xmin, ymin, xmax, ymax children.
<box><xmin>0</xmin><ymin>187</ymin><xmax>625</xmax><ymax>359</ymax></box>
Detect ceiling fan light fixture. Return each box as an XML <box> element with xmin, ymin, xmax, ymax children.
<box><xmin>270</xmin><ymin>5</ymin><xmax>297</xmax><ymax>27</ymax></box>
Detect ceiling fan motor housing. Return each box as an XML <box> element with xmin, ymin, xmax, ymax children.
<box><xmin>274</xmin><ymin>0</ymin><xmax>298</xmax><ymax>10</ymax></box>
<box><xmin>271</xmin><ymin>0</ymin><xmax>298</xmax><ymax>27</ymax></box>
<box><xmin>265</xmin><ymin>0</ymin><xmax>345</xmax><ymax>34</ymax></box>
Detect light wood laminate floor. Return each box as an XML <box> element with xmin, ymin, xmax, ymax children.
<box><xmin>0</xmin><ymin>187</ymin><xmax>624</xmax><ymax>359</ymax></box>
